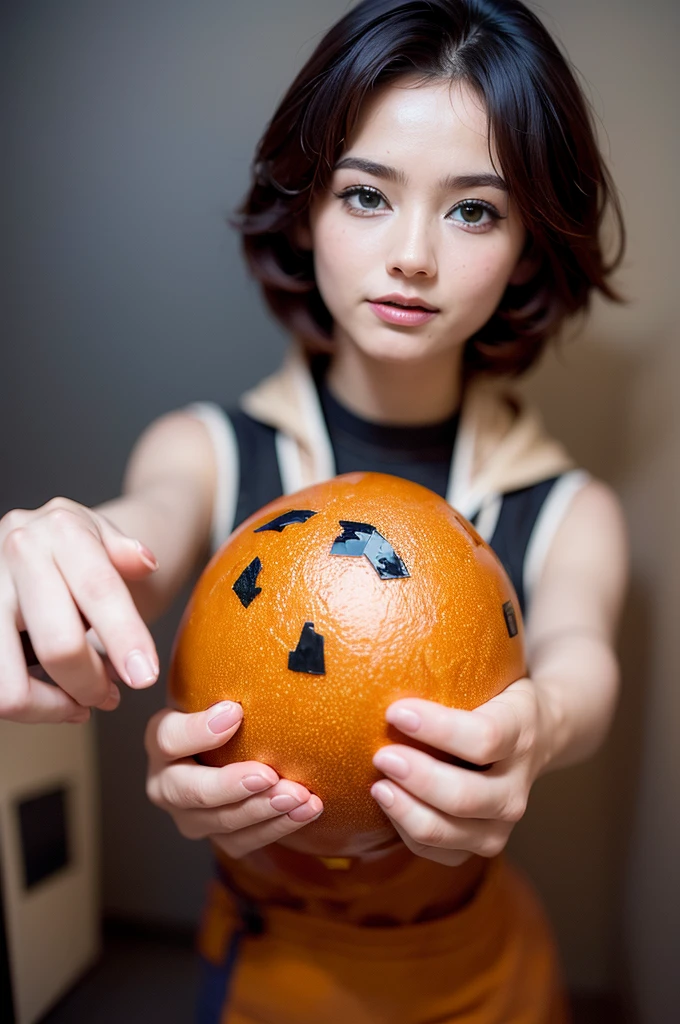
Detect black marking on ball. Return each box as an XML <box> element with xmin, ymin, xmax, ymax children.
<box><xmin>503</xmin><ymin>600</ymin><xmax>518</xmax><ymax>638</ymax></box>
<box><xmin>330</xmin><ymin>521</ymin><xmax>409</xmax><ymax>580</ymax></box>
<box><xmin>254</xmin><ymin>509</ymin><xmax>317</xmax><ymax>533</ymax></box>
<box><xmin>288</xmin><ymin>622</ymin><xmax>325</xmax><ymax>675</ymax></box>
<box><xmin>233</xmin><ymin>557</ymin><xmax>262</xmax><ymax>608</ymax></box>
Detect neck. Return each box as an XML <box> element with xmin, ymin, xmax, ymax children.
<box><xmin>326</xmin><ymin>338</ymin><xmax>463</xmax><ymax>426</ymax></box>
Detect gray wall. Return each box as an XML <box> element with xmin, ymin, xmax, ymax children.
<box><xmin>3</xmin><ymin>2</ymin><xmax>678</xmax><ymax>1021</ymax></box>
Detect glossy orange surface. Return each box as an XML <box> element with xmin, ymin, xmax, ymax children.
<box><xmin>168</xmin><ymin>472</ymin><xmax>526</xmax><ymax>856</ymax></box>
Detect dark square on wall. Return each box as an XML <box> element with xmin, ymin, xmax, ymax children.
<box><xmin>16</xmin><ymin>786</ymin><xmax>71</xmax><ymax>890</ymax></box>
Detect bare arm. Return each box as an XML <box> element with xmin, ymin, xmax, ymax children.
<box><xmin>524</xmin><ymin>478</ymin><xmax>629</xmax><ymax>772</ymax></box>
<box><xmin>96</xmin><ymin>410</ymin><xmax>218</xmax><ymax>623</ymax></box>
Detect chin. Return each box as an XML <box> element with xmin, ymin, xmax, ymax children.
<box><xmin>351</xmin><ymin>330</ymin><xmax>445</xmax><ymax>365</ymax></box>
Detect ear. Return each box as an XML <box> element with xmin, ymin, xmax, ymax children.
<box><xmin>508</xmin><ymin>239</ymin><xmax>541</xmax><ymax>286</ymax></box>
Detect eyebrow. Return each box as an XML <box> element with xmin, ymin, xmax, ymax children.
<box><xmin>333</xmin><ymin>157</ymin><xmax>508</xmax><ymax>193</ymax></box>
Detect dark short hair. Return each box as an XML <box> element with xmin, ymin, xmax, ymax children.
<box><xmin>234</xmin><ymin>0</ymin><xmax>625</xmax><ymax>378</ymax></box>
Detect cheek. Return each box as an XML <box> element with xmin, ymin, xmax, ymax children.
<box><xmin>312</xmin><ymin>218</ymin><xmax>368</xmax><ymax>305</ymax></box>
<box><xmin>448</xmin><ymin>240</ymin><xmax>519</xmax><ymax>306</ymax></box>
<box><xmin>313</xmin><ymin>241</ymin><xmax>343</xmax><ymax>313</ymax></box>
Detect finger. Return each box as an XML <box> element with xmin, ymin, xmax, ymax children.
<box><xmin>372</xmin><ymin>744</ymin><xmax>527</xmax><ymax>823</ymax></box>
<box><xmin>95</xmin><ymin>681</ymin><xmax>121</xmax><ymax>712</ymax></box>
<box><xmin>210</xmin><ymin>796</ymin><xmax>324</xmax><ymax>859</ymax></box>
<box><xmin>1</xmin><ymin>671</ymin><xmax>90</xmax><ymax>723</ymax></box>
<box><xmin>91</xmin><ymin>510</ymin><xmax>159</xmax><ymax>581</ymax></box>
<box><xmin>20</xmin><ymin>624</ymin><xmax>120</xmax><ymax>712</ymax></box>
<box><xmin>370</xmin><ymin>781</ymin><xmax>511</xmax><ymax>861</ymax></box>
<box><xmin>52</xmin><ymin>523</ymin><xmax>159</xmax><ymax>689</ymax></box>
<box><xmin>172</xmin><ymin>779</ymin><xmax>315</xmax><ymax>835</ymax></box>
<box><xmin>93</xmin><ymin>652</ymin><xmax>122</xmax><ymax>711</ymax></box>
<box><xmin>19</xmin><ymin>679</ymin><xmax>92</xmax><ymax>723</ymax></box>
<box><xmin>0</xmin><ymin>605</ymin><xmax>90</xmax><ymax>723</ymax></box>
<box><xmin>153</xmin><ymin>759</ymin><xmax>288</xmax><ymax>811</ymax></box>
<box><xmin>0</xmin><ymin>507</ymin><xmax>28</xmax><ymax>540</ymax></box>
<box><xmin>3</xmin><ymin>499</ymin><xmax>159</xmax><ymax>582</ymax></box>
<box><xmin>7</xmin><ymin>536</ymin><xmax>113</xmax><ymax>707</ymax></box>
<box><xmin>146</xmin><ymin>703</ymin><xmax>247</xmax><ymax>763</ymax></box>
<box><xmin>384</xmin><ymin>693</ymin><xmax>525</xmax><ymax>766</ymax></box>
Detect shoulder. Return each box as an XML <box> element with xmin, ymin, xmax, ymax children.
<box><xmin>544</xmin><ymin>479</ymin><xmax>628</xmax><ymax>573</ymax></box>
<box><xmin>528</xmin><ymin>478</ymin><xmax>629</xmax><ymax>640</ymax></box>
<box><xmin>142</xmin><ymin>406</ymin><xmax>220</xmax><ymax>448</ymax></box>
<box><xmin>125</xmin><ymin>407</ymin><xmax>219</xmax><ymax>481</ymax></box>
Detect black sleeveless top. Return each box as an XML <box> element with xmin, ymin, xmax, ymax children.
<box><xmin>224</xmin><ymin>376</ymin><xmax>561</xmax><ymax>615</ymax></box>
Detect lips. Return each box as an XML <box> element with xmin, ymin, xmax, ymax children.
<box><xmin>368</xmin><ymin>293</ymin><xmax>439</xmax><ymax>327</ymax></box>
<box><xmin>371</xmin><ymin>293</ymin><xmax>439</xmax><ymax>312</ymax></box>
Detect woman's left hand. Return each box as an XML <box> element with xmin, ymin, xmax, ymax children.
<box><xmin>370</xmin><ymin>678</ymin><xmax>551</xmax><ymax>867</ymax></box>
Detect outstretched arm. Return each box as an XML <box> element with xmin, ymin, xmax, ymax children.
<box><xmin>96</xmin><ymin>410</ymin><xmax>218</xmax><ymax>622</ymax></box>
<box><xmin>521</xmin><ymin>479</ymin><xmax>628</xmax><ymax>771</ymax></box>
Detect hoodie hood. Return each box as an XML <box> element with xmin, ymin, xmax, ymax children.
<box><xmin>240</xmin><ymin>342</ymin><xmax>574</xmax><ymax>520</ymax></box>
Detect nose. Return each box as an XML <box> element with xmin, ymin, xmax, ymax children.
<box><xmin>386</xmin><ymin>210</ymin><xmax>437</xmax><ymax>279</ymax></box>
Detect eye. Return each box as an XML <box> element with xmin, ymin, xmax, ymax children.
<box><xmin>447</xmin><ymin>199</ymin><xmax>501</xmax><ymax>230</ymax></box>
<box><xmin>334</xmin><ymin>185</ymin><xmax>390</xmax><ymax>215</ymax></box>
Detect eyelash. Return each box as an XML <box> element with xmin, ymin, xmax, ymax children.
<box><xmin>333</xmin><ymin>185</ymin><xmax>504</xmax><ymax>230</ymax></box>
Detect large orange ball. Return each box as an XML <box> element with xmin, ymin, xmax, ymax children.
<box><xmin>168</xmin><ymin>472</ymin><xmax>525</xmax><ymax>857</ymax></box>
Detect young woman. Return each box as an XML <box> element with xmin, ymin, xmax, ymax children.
<box><xmin>0</xmin><ymin>1</ymin><xmax>627</xmax><ymax>1021</ymax></box>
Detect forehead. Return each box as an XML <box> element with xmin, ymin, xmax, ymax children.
<box><xmin>342</xmin><ymin>78</ymin><xmax>497</xmax><ymax>173</ymax></box>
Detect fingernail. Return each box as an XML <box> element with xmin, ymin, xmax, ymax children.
<box><xmin>270</xmin><ymin>794</ymin><xmax>302</xmax><ymax>813</ymax></box>
<box><xmin>288</xmin><ymin>799</ymin><xmax>323</xmax><ymax>823</ymax></box>
<box><xmin>385</xmin><ymin>706</ymin><xmax>421</xmax><ymax>733</ymax></box>
<box><xmin>125</xmin><ymin>650</ymin><xmax>158</xmax><ymax>688</ymax></box>
<box><xmin>208</xmin><ymin>701</ymin><xmax>241</xmax><ymax>733</ymax></box>
<box><xmin>371</xmin><ymin>781</ymin><xmax>395</xmax><ymax>808</ymax></box>
<box><xmin>241</xmin><ymin>773</ymin><xmax>274</xmax><ymax>793</ymax></box>
<box><xmin>134</xmin><ymin>540</ymin><xmax>159</xmax><ymax>571</ymax></box>
<box><xmin>107</xmin><ymin>682</ymin><xmax>121</xmax><ymax>705</ymax></box>
<box><xmin>373</xmin><ymin>749</ymin><xmax>409</xmax><ymax>779</ymax></box>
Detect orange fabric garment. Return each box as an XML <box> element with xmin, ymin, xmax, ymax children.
<box><xmin>199</xmin><ymin>851</ymin><xmax>570</xmax><ymax>1024</ymax></box>
<box><xmin>211</xmin><ymin>841</ymin><xmax>488</xmax><ymax>926</ymax></box>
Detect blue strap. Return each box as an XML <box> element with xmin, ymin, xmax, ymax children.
<box><xmin>195</xmin><ymin>927</ymin><xmax>245</xmax><ymax>1024</ymax></box>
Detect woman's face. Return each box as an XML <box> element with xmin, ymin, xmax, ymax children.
<box><xmin>308</xmin><ymin>78</ymin><xmax>527</xmax><ymax>366</ymax></box>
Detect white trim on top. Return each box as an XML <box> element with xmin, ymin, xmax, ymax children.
<box><xmin>445</xmin><ymin>409</ymin><xmax>476</xmax><ymax>515</ymax></box>
<box><xmin>472</xmin><ymin>493</ymin><xmax>503</xmax><ymax>544</ymax></box>
<box><xmin>523</xmin><ymin>469</ymin><xmax>591</xmax><ymax>605</ymax></box>
<box><xmin>291</xmin><ymin>348</ymin><xmax>336</xmax><ymax>483</ymax></box>
<box><xmin>185</xmin><ymin>401</ymin><xmax>240</xmax><ymax>554</ymax></box>
<box><xmin>275</xmin><ymin>430</ymin><xmax>305</xmax><ymax>495</ymax></box>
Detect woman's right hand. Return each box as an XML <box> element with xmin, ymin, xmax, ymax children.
<box><xmin>0</xmin><ymin>497</ymin><xmax>161</xmax><ymax>724</ymax></box>
<box><xmin>145</xmin><ymin>702</ymin><xmax>324</xmax><ymax>858</ymax></box>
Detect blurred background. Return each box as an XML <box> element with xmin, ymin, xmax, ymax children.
<box><xmin>1</xmin><ymin>1</ymin><xmax>677</xmax><ymax>1021</ymax></box>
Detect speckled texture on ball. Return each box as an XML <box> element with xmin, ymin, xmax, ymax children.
<box><xmin>168</xmin><ymin>472</ymin><xmax>526</xmax><ymax>856</ymax></box>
